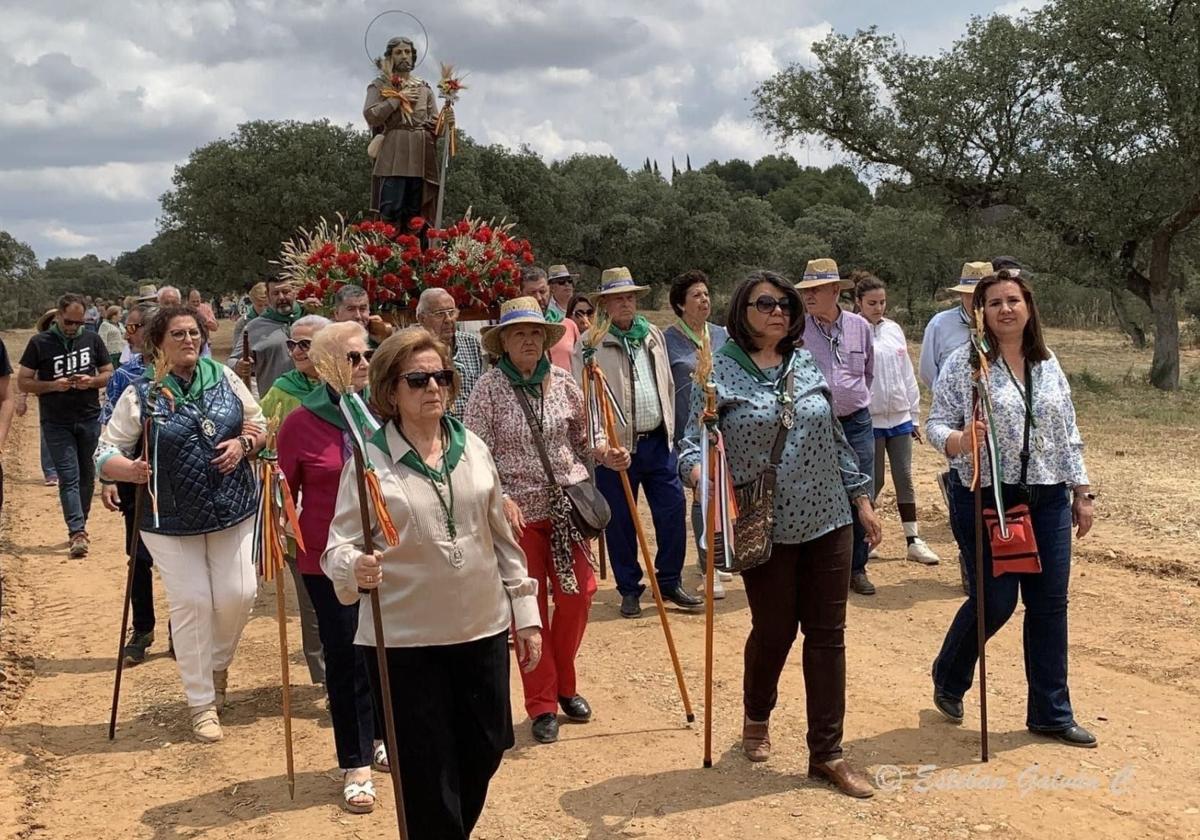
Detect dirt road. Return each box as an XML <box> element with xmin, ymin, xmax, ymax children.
<box><xmin>1</xmin><ymin>324</ymin><xmax>1197</xmax><ymax>839</ymax></box>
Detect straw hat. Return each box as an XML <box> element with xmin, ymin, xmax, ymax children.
<box><xmin>136</xmin><ymin>283</ymin><xmax>158</xmax><ymax>302</ymax></box>
<box><xmin>481</xmin><ymin>296</ymin><xmax>567</xmax><ymax>358</ymax></box>
<box><xmin>547</xmin><ymin>264</ymin><xmax>578</xmax><ymax>283</ymax></box>
<box><xmin>591</xmin><ymin>266</ymin><xmax>650</xmax><ymax>303</ymax></box>
<box><xmin>946</xmin><ymin>261</ymin><xmax>993</xmax><ymax>294</ymax></box>
<box><xmin>795</xmin><ymin>258</ymin><xmax>853</xmax><ymax>290</ymax></box>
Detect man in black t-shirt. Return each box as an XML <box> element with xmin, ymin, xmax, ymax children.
<box><xmin>18</xmin><ymin>293</ymin><xmax>114</xmax><ymax>558</ymax></box>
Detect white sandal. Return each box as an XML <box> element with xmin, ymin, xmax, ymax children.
<box><xmin>372</xmin><ymin>743</ymin><xmax>389</xmax><ymax>773</ymax></box>
<box><xmin>343</xmin><ymin>775</ymin><xmax>376</xmax><ymax>814</ymax></box>
<box><xmin>191</xmin><ymin>706</ymin><xmax>223</xmax><ymax>743</ymax></box>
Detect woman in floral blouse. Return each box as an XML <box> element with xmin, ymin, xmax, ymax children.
<box><xmin>464</xmin><ymin>297</ymin><xmax>629</xmax><ymax>746</ymax></box>
<box><xmin>677</xmin><ymin>270</ymin><xmax>882</xmax><ymax>799</ymax></box>
<box><xmin>926</xmin><ymin>270</ymin><xmax>1096</xmax><ymax>747</ymax></box>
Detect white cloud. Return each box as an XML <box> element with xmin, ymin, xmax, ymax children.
<box><xmin>44</xmin><ymin>225</ymin><xmax>95</xmax><ymax>247</ymax></box>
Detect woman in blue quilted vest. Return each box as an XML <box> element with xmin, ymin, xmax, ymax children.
<box><xmin>97</xmin><ymin>305</ymin><xmax>265</xmax><ymax>743</ymax></box>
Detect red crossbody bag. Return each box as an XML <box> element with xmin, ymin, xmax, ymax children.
<box><xmin>981</xmin><ymin>360</ymin><xmax>1041</xmax><ymax>577</ymax></box>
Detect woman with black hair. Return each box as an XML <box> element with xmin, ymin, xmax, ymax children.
<box><xmin>677</xmin><ymin>270</ymin><xmax>882</xmax><ymax>798</ymax></box>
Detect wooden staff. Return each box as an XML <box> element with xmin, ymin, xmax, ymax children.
<box><xmin>240</xmin><ymin>331</ymin><xmax>252</xmax><ymax>388</ymax></box>
<box><xmin>351</xmin><ymin>444</ymin><xmax>409</xmax><ymax>839</ymax></box>
<box><xmin>597</xmin><ymin>532</ymin><xmax>607</xmax><ymax>580</ymax></box>
<box><xmin>586</xmin><ymin>360</ymin><xmax>694</xmax><ymax>724</ymax></box>
<box><xmin>108</xmin><ymin>421</ymin><xmax>150</xmax><ymax>740</ymax></box>
<box><xmin>971</xmin><ymin>393</ymin><xmax>990</xmax><ymax>762</ymax></box>
<box><xmin>702</xmin><ymin>432</ymin><xmax>717</xmax><ymax>767</ymax></box>
<box><xmin>274</xmin><ymin>571</ymin><xmax>296</xmax><ymax>794</ymax></box>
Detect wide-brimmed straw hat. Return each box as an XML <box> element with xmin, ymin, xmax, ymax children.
<box><xmin>795</xmin><ymin>258</ymin><xmax>854</xmax><ymax>290</ymax></box>
<box><xmin>591</xmin><ymin>266</ymin><xmax>650</xmax><ymax>302</ymax></box>
<box><xmin>946</xmin><ymin>261</ymin><xmax>993</xmax><ymax>294</ymax></box>
<box><xmin>547</xmin><ymin>264</ymin><xmax>578</xmax><ymax>283</ymax></box>
<box><xmin>135</xmin><ymin>283</ymin><xmax>158</xmax><ymax>303</ymax></box>
<box><xmin>481</xmin><ymin>296</ymin><xmax>567</xmax><ymax>358</ymax></box>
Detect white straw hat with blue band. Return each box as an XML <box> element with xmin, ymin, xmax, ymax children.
<box><xmin>591</xmin><ymin>266</ymin><xmax>650</xmax><ymax>303</ymax></box>
<box><xmin>946</xmin><ymin>261</ymin><xmax>994</xmax><ymax>294</ymax></box>
<box><xmin>795</xmin><ymin>258</ymin><xmax>853</xmax><ymax>290</ymax></box>
<box><xmin>481</xmin><ymin>295</ymin><xmax>567</xmax><ymax>357</ymax></box>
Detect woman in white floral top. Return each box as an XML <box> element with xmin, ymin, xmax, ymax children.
<box><xmin>464</xmin><ymin>296</ymin><xmax>629</xmax><ymax>746</ymax></box>
<box><xmin>926</xmin><ymin>270</ymin><xmax>1097</xmax><ymax>748</ymax></box>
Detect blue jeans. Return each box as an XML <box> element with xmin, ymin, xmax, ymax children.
<box><xmin>42</xmin><ymin>420</ymin><xmax>101</xmax><ymax>535</ymax></box>
<box><xmin>40</xmin><ymin>430</ymin><xmax>57</xmax><ymax>480</ymax></box>
<box><xmin>838</xmin><ymin>408</ymin><xmax>876</xmax><ymax>574</ymax></box>
<box><xmin>933</xmin><ymin>482</ymin><xmax>1076</xmax><ymax>731</ymax></box>
<box><xmin>595</xmin><ymin>428</ymin><xmax>687</xmax><ymax>597</ymax></box>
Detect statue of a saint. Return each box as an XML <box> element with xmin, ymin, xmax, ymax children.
<box><xmin>365</xmin><ymin>36</ymin><xmax>440</xmax><ymax>233</ymax></box>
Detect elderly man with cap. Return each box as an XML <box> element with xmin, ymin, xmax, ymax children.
<box><xmin>918</xmin><ymin>260</ymin><xmax>1010</xmax><ymax>594</ymax></box>
<box><xmin>415</xmin><ymin>287</ymin><xmax>486</xmax><ymax>418</ymax></box>
<box><xmin>798</xmin><ymin>258</ymin><xmax>878</xmax><ymax>595</ymax></box>
<box><xmin>546</xmin><ymin>264</ymin><xmax>577</xmax><ymax>321</ymax></box>
<box><xmin>521</xmin><ymin>267</ymin><xmax>581</xmax><ymax>373</ymax></box>
<box><xmin>585</xmin><ymin>267</ymin><xmax>704</xmax><ymax>617</ymax></box>
<box><xmin>229</xmin><ymin>275</ymin><xmax>304</xmax><ymax>396</ymax></box>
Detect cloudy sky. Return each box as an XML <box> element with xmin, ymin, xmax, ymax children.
<box><xmin>0</xmin><ymin>0</ymin><xmax>1037</xmax><ymax>263</ymax></box>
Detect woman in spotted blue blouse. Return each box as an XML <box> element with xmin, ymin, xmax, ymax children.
<box><xmin>678</xmin><ymin>270</ymin><xmax>882</xmax><ymax>799</ymax></box>
<box><xmin>926</xmin><ymin>270</ymin><xmax>1097</xmax><ymax>748</ymax></box>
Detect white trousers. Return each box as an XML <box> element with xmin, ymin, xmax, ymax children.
<box><xmin>142</xmin><ymin>517</ymin><xmax>258</xmax><ymax>708</ymax></box>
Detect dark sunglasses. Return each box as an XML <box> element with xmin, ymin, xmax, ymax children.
<box><xmin>572</xmin><ymin>307</ymin><xmax>595</xmax><ymax>317</ymax></box>
<box><xmin>347</xmin><ymin>350</ymin><xmax>375</xmax><ymax>366</ymax></box>
<box><xmin>748</xmin><ymin>295</ymin><xmax>794</xmax><ymax>315</ymax></box>
<box><xmin>125</xmin><ymin>323</ymin><xmax>143</xmax><ymax>332</ymax></box>
<box><xmin>62</xmin><ymin>318</ymin><xmax>85</xmax><ymax>327</ymax></box>
<box><xmin>286</xmin><ymin>338</ymin><xmax>312</xmax><ymax>352</ymax></box>
<box><xmin>549</xmin><ymin>277</ymin><xmax>574</xmax><ymax>286</ymax></box>
<box><xmin>399</xmin><ymin>369</ymin><xmax>455</xmax><ymax>389</ymax></box>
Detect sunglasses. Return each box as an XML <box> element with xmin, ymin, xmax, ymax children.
<box><xmin>169</xmin><ymin>328</ymin><xmax>203</xmax><ymax>341</ymax></box>
<box><xmin>286</xmin><ymin>338</ymin><xmax>312</xmax><ymax>352</ymax></box>
<box><xmin>572</xmin><ymin>307</ymin><xmax>595</xmax><ymax>317</ymax></box>
<box><xmin>125</xmin><ymin>323</ymin><xmax>143</xmax><ymax>333</ymax></box>
<box><xmin>347</xmin><ymin>350</ymin><xmax>375</xmax><ymax>366</ymax></box>
<box><xmin>549</xmin><ymin>277</ymin><xmax>574</xmax><ymax>286</ymax></box>
<box><xmin>748</xmin><ymin>295</ymin><xmax>794</xmax><ymax>315</ymax></box>
<box><xmin>399</xmin><ymin>369</ymin><xmax>455</xmax><ymax>389</ymax></box>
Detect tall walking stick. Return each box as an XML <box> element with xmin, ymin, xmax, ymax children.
<box><xmin>240</xmin><ymin>331</ymin><xmax>253</xmax><ymax>389</ymax></box>
<box><xmin>254</xmin><ymin>415</ymin><xmax>300</xmax><ymax>798</ymax></box>
<box><xmin>108</xmin><ymin>421</ymin><xmax>150</xmax><ymax>740</ymax></box>
<box><xmin>598</xmin><ymin>532</ymin><xmax>608</xmax><ymax>580</ymax></box>
<box><xmin>702</xmin><ymin>442</ymin><xmax>716</xmax><ymax>766</ymax></box>
<box><xmin>972</xmin><ymin>424</ymin><xmax>989</xmax><ymax>763</ymax></box>
<box><xmin>313</xmin><ymin>355</ymin><xmax>408</xmax><ymax>839</ymax></box>
<box><xmin>581</xmin><ymin>325</ymin><xmax>694</xmax><ymax>724</ymax></box>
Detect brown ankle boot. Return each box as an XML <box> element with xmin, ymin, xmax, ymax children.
<box><xmin>742</xmin><ymin>717</ymin><xmax>771</xmax><ymax>762</ymax></box>
<box><xmin>808</xmin><ymin>758</ymin><xmax>874</xmax><ymax>798</ymax></box>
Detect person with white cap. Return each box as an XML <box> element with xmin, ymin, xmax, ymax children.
<box><xmin>466</xmin><ymin>297</ymin><xmax>627</xmax><ymax>745</ymax></box>
<box><xmin>585</xmin><ymin>267</ymin><xmax>704</xmax><ymax>618</ymax></box>
<box><xmin>919</xmin><ymin>261</ymin><xmax>995</xmax><ymax>594</ymax></box>
<box><xmin>798</xmin><ymin>259</ymin><xmax>878</xmax><ymax>595</ymax></box>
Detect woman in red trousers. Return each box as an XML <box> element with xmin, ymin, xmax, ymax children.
<box><xmin>464</xmin><ymin>296</ymin><xmax>629</xmax><ymax>744</ymax></box>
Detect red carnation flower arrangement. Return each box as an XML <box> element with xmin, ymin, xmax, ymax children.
<box><xmin>277</xmin><ymin>210</ymin><xmax>534</xmax><ymax>313</ymax></box>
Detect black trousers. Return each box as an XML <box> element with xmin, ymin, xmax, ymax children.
<box><xmin>378</xmin><ymin>175</ymin><xmax>423</xmax><ymax>226</ymax></box>
<box><xmin>304</xmin><ymin>573</ymin><xmax>378</xmax><ymax>769</ymax></box>
<box><xmin>117</xmin><ymin>482</ymin><xmax>156</xmax><ymax>634</ymax></box>
<box><xmin>364</xmin><ymin>631</ymin><xmax>513</xmax><ymax>840</ymax></box>
<box><xmin>740</xmin><ymin>525</ymin><xmax>852</xmax><ymax>764</ymax></box>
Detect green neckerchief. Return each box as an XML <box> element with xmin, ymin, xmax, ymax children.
<box><xmin>675</xmin><ymin>318</ymin><xmax>707</xmax><ymax>349</ymax></box>
<box><xmin>258</xmin><ymin>302</ymin><xmax>303</xmax><ymax>326</ymax></box>
<box><xmin>608</xmin><ymin>315</ymin><xmax>651</xmax><ymax>352</ymax></box>
<box><xmin>273</xmin><ymin>369</ymin><xmax>320</xmax><ymax>400</ymax></box>
<box><xmin>370</xmin><ymin>416</ymin><xmax>467</xmax><ymax>483</ymax></box>
<box><xmin>48</xmin><ymin>322</ymin><xmax>78</xmax><ymax>351</ymax></box>
<box><xmin>498</xmin><ymin>355</ymin><xmax>550</xmax><ymax>395</ymax></box>
<box><xmin>161</xmin><ymin>357</ymin><xmax>226</xmax><ymax>405</ymax></box>
<box><xmin>544</xmin><ymin>307</ymin><xmax>564</xmax><ymax>324</ymax></box>
<box><xmin>718</xmin><ymin>342</ymin><xmax>794</xmax><ymax>386</ymax></box>
<box><xmin>301</xmin><ymin>383</ymin><xmax>371</xmax><ymax>430</ymax></box>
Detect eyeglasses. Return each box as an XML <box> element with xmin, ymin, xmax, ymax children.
<box><xmin>168</xmin><ymin>328</ymin><xmax>203</xmax><ymax>342</ymax></box>
<box><xmin>399</xmin><ymin>369</ymin><xmax>455</xmax><ymax>389</ymax></box>
<box><xmin>286</xmin><ymin>339</ymin><xmax>312</xmax><ymax>352</ymax></box>
<box><xmin>572</xmin><ymin>308</ymin><xmax>594</xmax><ymax>317</ymax></box>
<box><xmin>748</xmin><ymin>295</ymin><xmax>794</xmax><ymax>315</ymax></box>
<box><xmin>347</xmin><ymin>350</ymin><xmax>375</xmax><ymax>366</ymax></box>
<box><xmin>62</xmin><ymin>318</ymin><xmax>85</xmax><ymax>327</ymax></box>
<box><xmin>427</xmin><ymin>308</ymin><xmax>458</xmax><ymax>320</ymax></box>
<box><xmin>126</xmin><ymin>323</ymin><xmax>143</xmax><ymax>333</ymax></box>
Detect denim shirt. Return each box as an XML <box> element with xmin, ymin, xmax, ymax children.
<box><xmin>926</xmin><ymin>345</ymin><xmax>1089</xmax><ymax>489</ymax></box>
<box><xmin>677</xmin><ymin>349</ymin><xmax>869</xmax><ymax>546</ymax></box>
<box><xmin>663</xmin><ymin>322</ymin><xmax>728</xmax><ymax>443</ymax></box>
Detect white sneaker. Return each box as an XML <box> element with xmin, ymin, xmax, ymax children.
<box><xmin>868</xmin><ymin>548</ymin><xmax>880</xmax><ymax>559</ymax></box>
<box><xmin>907</xmin><ymin>539</ymin><xmax>940</xmax><ymax>565</ymax></box>
<box><xmin>717</xmin><ymin>570</ymin><xmax>733</xmax><ymax>582</ymax></box>
<box><xmin>697</xmin><ymin>575</ymin><xmax>726</xmax><ymax>600</ymax></box>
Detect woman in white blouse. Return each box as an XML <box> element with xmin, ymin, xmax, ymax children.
<box><xmin>854</xmin><ymin>272</ymin><xmax>939</xmax><ymax>565</ymax></box>
<box><xmin>926</xmin><ymin>270</ymin><xmax>1096</xmax><ymax>748</ymax></box>
<box><xmin>322</xmin><ymin>327</ymin><xmax>543</xmax><ymax>839</ymax></box>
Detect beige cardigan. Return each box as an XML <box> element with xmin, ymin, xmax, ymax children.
<box><xmin>577</xmin><ymin>323</ymin><xmax>676</xmax><ymax>451</ymax></box>
<box><xmin>322</xmin><ymin>422</ymin><xmax>540</xmax><ymax>648</ymax></box>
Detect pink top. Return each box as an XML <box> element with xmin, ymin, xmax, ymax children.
<box><xmin>550</xmin><ymin>317</ymin><xmax>580</xmax><ymax>372</ymax></box>
<box><xmin>277</xmin><ymin>406</ymin><xmax>351</xmax><ymax>575</ymax></box>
